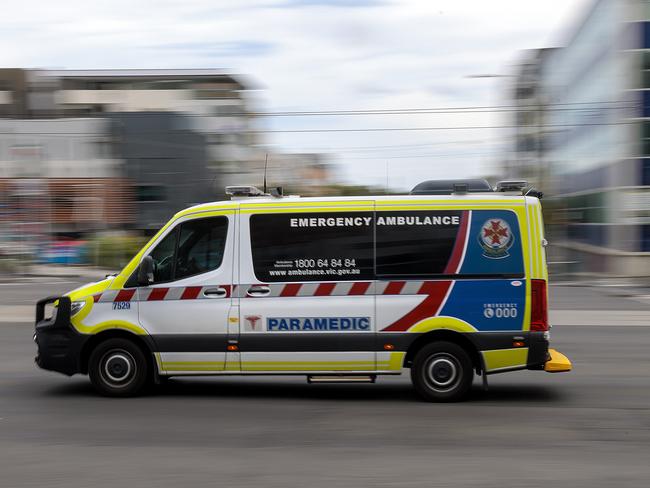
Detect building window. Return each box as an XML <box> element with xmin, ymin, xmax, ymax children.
<box><xmin>641</xmin><ymin>225</ymin><xmax>650</xmax><ymax>252</ymax></box>
<box><xmin>136</xmin><ymin>185</ymin><xmax>166</xmax><ymax>202</ymax></box>
<box><xmin>642</xmin><ymin>90</ymin><xmax>650</xmax><ymax>119</ymax></box>
<box><xmin>641</xmin><ymin>159</ymin><xmax>650</xmax><ymax>186</ymax></box>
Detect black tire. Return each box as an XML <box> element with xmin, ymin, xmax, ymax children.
<box><xmin>410</xmin><ymin>341</ymin><xmax>474</xmax><ymax>402</ymax></box>
<box><xmin>88</xmin><ymin>338</ymin><xmax>149</xmax><ymax>397</ymax></box>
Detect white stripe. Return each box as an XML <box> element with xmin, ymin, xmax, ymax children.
<box><xmin>164</xmin><ymin>287</ymin><xmax>184</xmax><ymax>300</ymax></box>
<box><xmin>138</xmin><ymin>288</ymin><xmax>154</xmax><ymax>301</ymax></box>
<box><xmin>436</xmin><ymin>281</ymin><xmax>456</xmax><ymax>315</ymax></box>
<box><xmin>332</xmin><ymin>282</ymin><xmax>354</xmax><ymax>296</ymax></box>
<box><xmin>98</xmin><ymin>290</ymin><xmax>118</xmax><ymax>302</ymax></box>
<box><xmin>269</xmin><ymin>285</ymin><xmax>284</xmax><ymax>297</ymax></box>
<box><xmin>297</xmin><ymin>283</ymin><xmax>319</xmax><ymax>297</ymax></box>
<box><xmin>401</xmin><ymin>281</ymin><xmax>423</xmax><ymax>295</ymax></box>
<box><xmin>363</xmin><ymin>282</ymin><xmax>375</xmax><ymax>295</ymax></box>
<box><xmin>456</xmin><ymin>210</ymin><xmax>471</xmax><ymax>274</ymax></box>
<box><xmin>375</xmin><ymin>281</ymin><xmax>390</xmax><ymax>295</ymax></box>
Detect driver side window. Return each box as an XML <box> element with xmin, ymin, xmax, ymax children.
<box><xmin>148</xmin><ymin>216</ymin><xmax>229</xmax><ymax>284</ymax></box>
<box><xmin>149</xmin><ymin>227</ymin><xmax>177</xmax><ymax>283</ymax></box>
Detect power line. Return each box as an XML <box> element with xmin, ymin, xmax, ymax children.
<box><xmin>0</xmin><ymin>119</ymin><xmax>640</xmax><ymax>137</ymax></box>
<box><xmin>249</xmin><ymin>121</ymin><xmax>640</xmax><ymax>134</ymax></box>
<box><xmin>0</xmin><ymin>99</ymin><xmax>635</xmax><ymax>119</ymax></box>
<box><xmin>256</xmin><ymin>101</ymin><xmax>635</xmax><ymax>117</ymax></box>
<box><xmin>306</xmin><ymin>139</ymin><xmax>498</xmax><ymax>153</ymax></box>
<box><xmin>339</xmin><ymin>151</ymin><xmax>492</xmax><ymax>160</ymax></box>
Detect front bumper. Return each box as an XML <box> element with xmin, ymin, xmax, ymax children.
<box><xmin>34</xmin><ymin>296</ymin><xmax>88</xmax><ymax>376</ymax></box>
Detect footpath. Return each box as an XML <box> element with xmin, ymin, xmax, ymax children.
<box><xmin>0</xmin><ymin>264</ymin><xmax>114</xmax><ymax>281</ymax></box>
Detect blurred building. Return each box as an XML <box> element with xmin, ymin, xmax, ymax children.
<box><xmin>0</xmin><ymin>69</ymin><xmax>255</xmax><ymax>235</ymax></box>
<box><xmin>110</xmin><ymin>112</ymin><xmax>213</xmax><ymax>232</ymax></box>
<box><xmin>218</xmin><ymin>152</ymin><xmax>332</xmax><ymax>197</ymax></box>
<box><xmin>0</xmin><ymin>68</ymin><xmax>335</xmax><ymax>257</ymax></box>
<box><xmin>0</xmin><ymin>68</ymin><xmax>251</xmax><ymax>117</ymax></box>
<box><xmin>508</xmin><ymin>0</ymin><xmax>650</xmax><ymax>276</ymax></box>
<box><xmin>506</xmin><ymin>48</ymin><xmax>556</xmax><ymax>186</ymax></box>
<box><xmin>0</xmin><ymin>68</ymin><xmax>260</xmax><ymax>175</ymax></box>
<box><xmin>0</xmin><ymin>118</ymin><xmax>132</xmax><ymax>238</ymax></box>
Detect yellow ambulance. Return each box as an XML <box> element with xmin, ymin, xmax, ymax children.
<box><xmin>34</xmin><ymin>179</ymin><xmax>571</xmax><ymax>402</ymax></box>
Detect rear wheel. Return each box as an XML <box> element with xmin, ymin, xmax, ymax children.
<box><xmin>88</xmin><ymin>338</ymin><xmax>149</xmax><ymax>397</ymax></box>
<box><xmin>410</xmin><ymin>341</ymin><xmax>474</xmax><ymax>402</ymax></box>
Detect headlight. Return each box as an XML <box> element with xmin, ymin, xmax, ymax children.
<box><xmin>70</xmin><ymin>301</ymin><xmax>86</xmax><ymax>316</ymax></box>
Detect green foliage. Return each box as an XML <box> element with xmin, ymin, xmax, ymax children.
<box><xmin>88</xmin><ymin>234</ymin><xmax>147</xmax><ymax>270</ymax></box>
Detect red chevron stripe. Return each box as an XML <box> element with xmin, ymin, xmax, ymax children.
<box><xmin>147</xmin><ymin>287</ymin><xmax>169</xmax><ymax>301</ymax></box>
<box><xmin>315</xmin><ymin>283</ymin><xmax>336</xmax><ymax>296</ymax></box>
<box><xmin>383</xmin><ymin>281</ymin><xmax>406</xmax><ymax>295</ymax></box>
<box><xmin>382</xmin><ymin>280</ymin><xmax>453</xmax><ymax>332</ymax></box>
<box><xmin>180</xmin><ymin>286</ymin><xmax>202</xmax><ymax>300</ymax></box>
<box><xmin>114</xmin><ymin>289</ymin><xmax>135</xmax><ymax>302</ymax></box>
<box><xmin>348</xmin><ymin>282</ymin><xmax>370</xmax><ymax>295</ymax></box>
<box><xmin>280</xmin><ymin>283</ymin><xmax>302</xmax><ymax>297</ymax></box>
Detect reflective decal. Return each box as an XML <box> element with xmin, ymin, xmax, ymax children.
<box><xmin>267</xmin><ymin>317</ymin><xmax>371</xmax><ymax>331</ymax></box>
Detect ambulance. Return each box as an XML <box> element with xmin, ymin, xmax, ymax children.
<box><xmin>34</xmin><ymin>179</ymin><xmax>571</xmax><ymax>402</ymax></box>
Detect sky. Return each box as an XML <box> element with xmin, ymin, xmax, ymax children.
<box><xmin>1</xmin><ymin>0</ymin><xmax>593</xmax><ymax>191</ymax></box>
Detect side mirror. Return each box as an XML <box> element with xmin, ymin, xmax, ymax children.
<box><xmin>137</xmin><ymin>256</ymin><xmax>154</xmax><ymax>286</ymax></box>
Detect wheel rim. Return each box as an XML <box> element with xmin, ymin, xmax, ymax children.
<box><xmin>423</xmin><ymin>353</ymin><xmax>462</xmax><ymax>392</ymax></box>
<box><xmin>99</xmin><ymin>349</ymin><xmax>136</xmax><ymax>388</ymax></box>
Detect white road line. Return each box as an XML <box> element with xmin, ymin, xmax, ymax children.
<box><xmin>0</xmin><ymin>280</ymin><xmax>79</xmax><ymax>286</ymax></box>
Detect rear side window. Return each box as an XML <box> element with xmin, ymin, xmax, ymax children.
<box><xmin>249</xmin><ymin>208</ymin><xmax>524</xmax><ymax>282</ymax></box>
<box><xmin>250</xmin><ymin>212</ymin><xmax>374</xmax><ymax>282</ymax></box>
<box><xmin>376</xmin><ymin>210</ymin><xmax>463</xmax><ymax>276</ymax></box>
<box><xmin>376</xmin><ymin>209</ymin><xmax>524</xmax><ymax>278</ymax></box>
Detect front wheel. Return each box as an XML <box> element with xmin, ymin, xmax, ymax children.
<box><xmin>88</xmin><ymin>338</ymin><xmax>149</xmax><ymax>397</ymax></box>
<box><xmin>410</xmin><ymin>342</ymin><xmax>474</xmax><ymax>402</ymax></box>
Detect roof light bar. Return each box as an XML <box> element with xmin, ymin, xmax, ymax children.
<box><xmin>495</xmin><ymin>180</ymin><xmax>528</xmax><ymax>192</ymax></box>
<box><xmin>225</xmin><ymin>185</ymin><xmax>266</xmax><ymax>197</ymax></box>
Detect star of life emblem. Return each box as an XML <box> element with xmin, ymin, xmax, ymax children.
<box><xmin>245</xmin><ymin>315</ymin><xmax>262</xmax><ymax>331</ymax></box>
<box><xmin>478</xmin><ymin>218</ymin><xmax>514</xmax><ymax>259</ymax></box>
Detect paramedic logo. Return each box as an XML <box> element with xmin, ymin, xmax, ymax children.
<box><xmin>479</xmin><ymin>219</ymin><xmax>514</xmax><ymax>259</ymax></box>
<box><xmin>244</xmin><ymin>315</ymin><xmax>262</xmax><ymax>331</ymax></box>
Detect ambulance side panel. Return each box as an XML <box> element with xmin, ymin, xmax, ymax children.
<box><xmin>236</xmin><ymin>201</ymin><xmax>379</xmax><ymax>373</ymax></box>
<box><xmin>375</xmin><ymin>197</ymin><xmax>532</xmax><ymax>374</ymax></box>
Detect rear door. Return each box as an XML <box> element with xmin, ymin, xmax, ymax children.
<box><xmin>375</xmin><ymin>202</ymin><xmax>526</xmax><ymax>335</ymax></box>
<box><xmin>237</xmin><ymin>201</ymin><xmax>377</xmax><ymax>373</ymax></box>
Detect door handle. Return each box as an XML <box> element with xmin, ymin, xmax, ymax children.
<box><xmin>247</xmin><ymin>285</ymin><xmax>270</xmax><ymax>297</ymax></box>
<box><xmin>203</xmin><ymin>287</ymin><xmax>227</xmax><ymax>298</ymax></box>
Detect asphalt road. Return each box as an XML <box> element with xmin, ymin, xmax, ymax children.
<box><xmin>1</xmin><ymin>280</ymin><xmax>650</xmax><ymax>487</ymax></box>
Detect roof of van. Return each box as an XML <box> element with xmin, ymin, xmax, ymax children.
<box><xmin>176</xmin><ymin>193</ymin><xmax>535</xmax><ymax>217</ymax></box>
